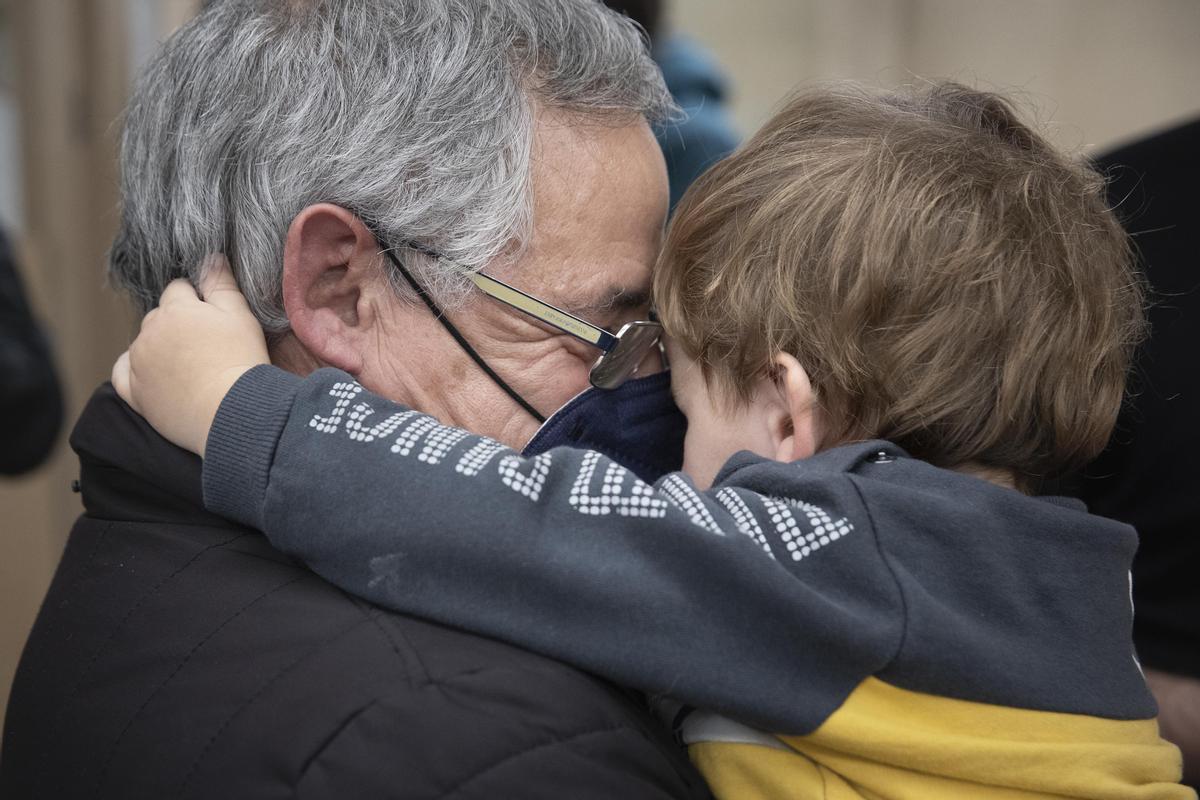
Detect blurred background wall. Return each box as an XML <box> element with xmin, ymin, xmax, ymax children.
<box><xmin>1</xmin><ymin>0</ymin><xmax>1199</xmax><ymax>731</ymax></box>
<box><xmin>673</xmin><ymin>0</ymin><xmax>1200</xmax><ymax>152</ymax></box>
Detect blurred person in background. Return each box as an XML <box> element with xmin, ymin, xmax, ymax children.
<box><xmin>604</xmin><ymin>0</ymin><xmax>740</xmax><ymax>209</ymax></box>
<box><xmin>0</xmin><ymin>227</ymin><xmax>62</xmax><ymax>475</ymax></box>
<box><xmin>1071</xmin><ymin>117</ymin><xmax>1200</xmax><ymax>787</ymax></box>
<box><xmin>0</xmin><ymin>1</ymin><xmax>710</xmax><ymax>797</ymax></box>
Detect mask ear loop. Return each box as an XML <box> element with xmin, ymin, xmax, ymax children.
<box><xmin>380</xmin><ymin>245</ymin><xmax>547</xmax><ymax>424</ymax></box>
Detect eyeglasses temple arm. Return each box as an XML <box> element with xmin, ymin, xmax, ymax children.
<box><xmin>380</xmin><ymin>247</ymin><xmax>547</xmax><ymax>423</ymax></box>
<box><xmin>469</xmin><ymin>272</ymin><xmax>619</xmax><ymax>353</ymax></box>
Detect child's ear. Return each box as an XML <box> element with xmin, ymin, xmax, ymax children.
<box><xmin>769</xmin><ymin>352</ymin><xmax>821</xmax><ymax>462</ymax></box>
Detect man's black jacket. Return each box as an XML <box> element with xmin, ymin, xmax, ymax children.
<box><xmin>0</xmin><ymin>384</ymin><xmax>709</xmax><ymax>800</ymax></box>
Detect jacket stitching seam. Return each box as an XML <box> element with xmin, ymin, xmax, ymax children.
<box><xmin>436</xmin><ymin>723</ymin><xmax>632</xmax><ymax>799</ymax></box>
<box><xmin>177</xmin><ymin>616</ymin><xmax>376</xmax><ymax>796</ymax></box>
<box><xmin>32</xmin><ymin>529</ymin><xmax>250</xmax><ymax>798</ymax></box>
<box><xmin>293</xmin><ymin>694</ymin><xmax>390</xmax><ymax>792</ymax></box>
<box><xmin>23</xmin><ymin>520</ymin><xmax>112</xmax><ymax>796</ymax></box>
<box><xmin>343</xmin><ymin>594</ymin><xmax>431</xmax><ymax>685</ymax></box>
<box><xmin>93</xmin><ymin>572</ymin><xmax>313</xmax><ymax>794</ymax></box>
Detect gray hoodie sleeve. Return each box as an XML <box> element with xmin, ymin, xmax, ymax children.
<box><xmin>203</xmin><ymin>365</ymin><xmax>904</xmax><ymax>734</ymax></box>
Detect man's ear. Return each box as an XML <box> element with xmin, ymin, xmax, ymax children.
<box><xmin>769</xmin><ymin>352</ymin><xmax>821</xmax><ymax>462</ymax></box>
<box><xmin>281</xmin><ymin>204</ymin><xmax>382</xmax><ymax>375</ymax></box>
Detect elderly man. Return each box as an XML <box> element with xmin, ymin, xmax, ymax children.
<box><xmin>0</xmin><ymin>1</ymin><xmax>709</xmax><ymax>797</ymax></box>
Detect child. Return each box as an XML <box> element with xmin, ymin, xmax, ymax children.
<box><xmin>115</xmin><ymin>82</ymin><xmax>1193</xmax><ymax>797</ymax></box>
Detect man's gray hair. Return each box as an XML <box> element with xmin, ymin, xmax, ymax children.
<box><xmin>111</xmin><ymin>0</ymin><xmax>675</xmax><ymax>331</ymax></box>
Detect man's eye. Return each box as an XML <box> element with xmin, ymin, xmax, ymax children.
<box><xmin>606</xmin><ymin>307</ymin><xmax>651</xmax><ymax>331</ymax></box>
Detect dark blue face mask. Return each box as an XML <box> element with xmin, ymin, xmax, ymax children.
<box><xmin>522</xmin><ymin>370</ymin><xmax>687</xmax><ymax>484</ymax></box>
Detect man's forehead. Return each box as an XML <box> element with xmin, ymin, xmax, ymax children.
<box><xmin>541</xmin><ymin>261</ymin><xmax>653</xmax><ymax>316</ymax></box>
<box><xmin>519</xmin><ymin>108</ymin><xmax>666</xmax><ymax>316</ymax></box>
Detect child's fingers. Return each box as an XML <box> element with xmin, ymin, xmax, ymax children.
<box><xmin>159</xmin><ymin>278</ymin><xmax>200</xmax><ymax>307</ymax></box>
<box><xmin>197</xmin><ymin>254</ymin><xmax>252</xmax><ymax>314</ymax></box>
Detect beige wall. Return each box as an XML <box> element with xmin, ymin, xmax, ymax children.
<box><xmin>2</xmin><ymin>0</ymin><xmax>1199</xmax><ymax>733</ymax></box>
<box><xmin>672</xmin><ymin>0</ymin><xmax>1200</xmax><ymax>154</ymax></box>
<box><xmin>0</xmin><ymin>0</ymin><xmax>199</xmax><ymax>735</ymax></box>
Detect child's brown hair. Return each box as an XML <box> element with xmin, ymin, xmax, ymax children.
<box><xmin>654</xmin><ymin>81</ymin><xmax>1145</xmax><ymax>491</ymax></box>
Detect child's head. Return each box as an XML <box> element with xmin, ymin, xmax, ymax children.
<box><xmin>655</xmin><ymin>81</ymin><xmax>1145</xmax><ymax>492</ymax></box>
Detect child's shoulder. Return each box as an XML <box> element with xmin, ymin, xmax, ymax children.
<box><xmin>713</xmin><ymin>438</ymin><xmax>1136</xmax><ymax>564</ymax></box>
<box><xmin>765</xmin><ymin>443</ymin><xmax>1154</xmax><ymax>723</ymax></box>
<box><xmin>712</xmin><ymin>439</ymin><xmax>907</xmax><ymax>487</ymax></box>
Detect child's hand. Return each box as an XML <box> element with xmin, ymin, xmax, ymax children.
<box><xmin>112</xmin><ymin>256</ymin><xmax>269</xmax><ymax>458</ymax></box>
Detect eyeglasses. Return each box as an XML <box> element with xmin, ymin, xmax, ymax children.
<box><xmin>387</xmin><ymin>241</ymin><xmax>665</xmax><ymax>391</ymax></box>
<box><xmin>466</xmin><ymin>270</ymin><xmax>664</xmax><ymax>390</ymax></box>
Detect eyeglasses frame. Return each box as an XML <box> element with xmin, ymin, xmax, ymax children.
<box><xmin>385</xmin><ymin>240</ymin><xmax>665</xmax><ymax>391</ymax></box>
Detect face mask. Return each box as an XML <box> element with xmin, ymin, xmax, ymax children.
<box><xmin>522</xmin><ymin>370</ymin><xmax>686</xmax><ymax>484</ymax></box>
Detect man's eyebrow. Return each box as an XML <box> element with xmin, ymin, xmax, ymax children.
<box><xmin>571</xmin><ymin>285</ymin><xmax>653</xmax><ymax>317</ymax></box>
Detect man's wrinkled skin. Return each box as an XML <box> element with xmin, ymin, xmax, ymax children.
<box><xmin>270</xmin><ymin>109</ymin><xmax>669</xmax><ymax>448</ymax></box>
<box><xmin>116</xmin><ymin>108</ymin><xmax>669</xmax><ymax>456</ymax></box>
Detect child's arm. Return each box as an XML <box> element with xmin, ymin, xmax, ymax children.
<box><xmin>113</xmin><ymin>261</ymin><xmax>905</xmax><ymax>734</ymax></box>
<box><xmin>205</xmin><ymin>363</ymin><xmax>905</xmax><ymax>734</ymax></box>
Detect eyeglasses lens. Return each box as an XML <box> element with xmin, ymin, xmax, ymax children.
<box><xmin>588</xmin><ymin>322</ymin><xmax>663</xmax><ymax>389</ymax></box>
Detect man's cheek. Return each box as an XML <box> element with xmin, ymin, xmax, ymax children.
<box><xmin>532</xmin><ymin>350</ymin><xmax>592</xmax><ymax>407</ymax></box>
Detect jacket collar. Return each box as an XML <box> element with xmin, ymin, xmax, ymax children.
<box><xmin>69</xmin><ymin>383</ymin><xmax>232</xmax><ymax>527</ymax></box>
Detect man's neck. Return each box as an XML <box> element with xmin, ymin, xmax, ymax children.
<box><xmin>268</xmin><ymin>334</ymin><xmax>324</xmax><ymax>378</ymax></box>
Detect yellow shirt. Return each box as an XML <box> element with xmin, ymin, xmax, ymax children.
<box><xmin>687</xmin><ymin>677</ymin><xmax>1194</xmax><ymax>799</ymax></box>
